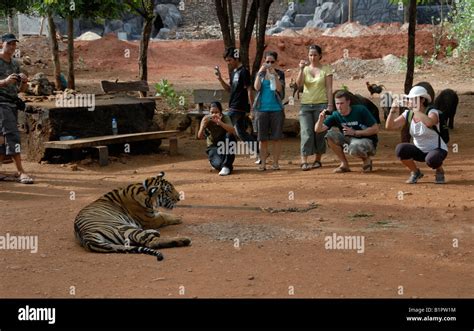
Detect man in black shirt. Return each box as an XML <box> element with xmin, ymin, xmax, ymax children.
<box><xmin>216</xmin><ymin>47</ymin><xmax>258</xmax><ymax>155</ymax></box>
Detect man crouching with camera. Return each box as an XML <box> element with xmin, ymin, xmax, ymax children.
<box><xmin>0</xmin><ymin>33</ymin><xmax>33</xmax><ymax>184</ymax></box>
<box><xmin>314</xmin><ymin>90</ymin><xmax>379</xmax><ymax>173</ymax></box>
<box><xmin>198</xmin><ymin>101</ymin><xmax>237</xmax><ymax>176</ymax></box>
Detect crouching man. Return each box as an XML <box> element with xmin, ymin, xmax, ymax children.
<box><xmin>198</xmin><ymin>101</ymin><xmax>236</xmax><ymax>176</ymax></box>
<box><xmin>314</xmin><ymin>90</ymin><xmax>379</xmax><ymax>173</ymax></box>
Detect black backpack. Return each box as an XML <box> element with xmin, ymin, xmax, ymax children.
<box><xmin>407</xmin><ymin>106</ymin><xmax>449</xmax><ymax>146</ymax></box>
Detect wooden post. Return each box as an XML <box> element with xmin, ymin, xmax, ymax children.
<box><xmin>94</xmin><ymin>146</ymin><xmax>109</xmax><ymax>166</ymax></box>
<box><xmin>168</xmin><ymin>137</ymin><xmax>178</xmax><ymax>156</ymax></box>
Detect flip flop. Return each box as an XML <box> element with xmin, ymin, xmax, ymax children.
<box><xmin>301</xmin><ymin>163</ymin><xmax>311</xmax><ymax>171</ymax></box>
<box><xmin>333</xmin><ymin>166</ymin><xmax>351</xmax><ymax>173</ymax></box>
<box><xmin>312</xmin><ymin>161</ymin><xmax>322</xmax><ymax>169</ymax></box>
<box><xmin>18</xmin><ymin>174</ymin><xmax>34</xmax><ymax>184</ymax></box>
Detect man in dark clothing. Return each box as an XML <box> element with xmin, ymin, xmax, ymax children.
<box><xmin>0</xmin><ymin>33</ymin><xmax>33</xmax><ymax>184</ymax></box>
<box><xmin>215</xmin><ymin>47</ymin><xmax>258</xmax><ymax>156</ymax></box>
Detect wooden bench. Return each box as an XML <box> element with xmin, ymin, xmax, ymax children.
<box><xmin>193</xmin><ymin>88</ymin><xmax>230</xmax><ymax>111</ymax></box>
<box><xmin>100</xmin><ymin>80</ymin><xmax>160</xmax><ymax>99</ymax></box>
<box><xmin>187</xmin><ymin>89</ymin><xmax>230</xmax><ymax>137</ymax></box>
<box><xmin>44</xmin><ymin>130</ymin><xmax>179</xmax><ymax>166</ymax></box>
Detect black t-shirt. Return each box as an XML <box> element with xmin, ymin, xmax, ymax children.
<box><xmin>229</xmin><ymin>65</ymin><xmax>251</xmax><ymax>112</ymax></box>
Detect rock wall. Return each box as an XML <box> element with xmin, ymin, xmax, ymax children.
<box><xmin>268</xmin><ymin>0</ymin><xmax>453</xmax><ymax>34</ymax></box>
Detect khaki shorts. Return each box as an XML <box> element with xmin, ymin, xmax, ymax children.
<box><xmin>326</xmin><ymin>129</ymin><xmax>376</xmax><ymax>158</ymax></box>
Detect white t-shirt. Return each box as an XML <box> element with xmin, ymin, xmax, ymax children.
<box><xmin>402</xmin><ymin>109</ymin><xmax>448</xmax><ymax>153</ymax></box>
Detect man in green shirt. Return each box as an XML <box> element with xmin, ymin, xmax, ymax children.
<box><xmin>0</xmin><ymin>33</ymin><xmax>33</xmax><ymax>184</ymax></box>
<box><xmin>197</xmin><ymin>101</ymin><xmax>236</xmax><ymax>176</ymax></box>
<box><xmin>315</xmin><ymin>90</ymin><xmax>379</xmax><ymax>173</ymax></box>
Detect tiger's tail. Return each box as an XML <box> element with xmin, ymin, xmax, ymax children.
<box><xmin>84</xmin><ymin>241</ymin><xmax>164</xmax><ymax>261</ymax></box>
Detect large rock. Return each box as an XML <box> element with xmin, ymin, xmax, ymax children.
<box><xmin>306</xmin><ymin>19</ymin><xmax>326</xmax><ymax>29</ymax></box>
<box><xmin>157</xmin><ymin>28</ymin><xmax>171</xmax><ymax>40</ymax></box>
<box><xmin>313</xmin><ymin>2</ymin><xmax>341</xmax><ymax>24</ymax></box>
<box><xmin>104</xmin><ymin>19</ymin><xmax>123</xmax><ymax>34</ymax></box>
<box><xmin>153</xmin><ymin>112</ymin><xmax>191</xmax><ymax>132</ymax></box>
<box><xmin>155</xmin><ymin>4</ymin><xmax>183</xmax><ymax>29</ymax></box>
<box><xmin>266</xmin><ymin>26</ymin><xmax>284</xmax><ymax>35</ymax></box>
<box><xmin>278</xmin><ymin>15</ymin><xmax>294</xmax><ymax>28</ymax></box>
<box><xmin>294</xmin><ymin>14</ymin><xmax>314</xmax><ymax>27</ymax></box>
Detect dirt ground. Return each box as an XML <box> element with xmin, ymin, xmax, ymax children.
<box><xmin>0</xmin><ymin>32</ymin><xmax>473</xmax><ymax>298</ymax></box>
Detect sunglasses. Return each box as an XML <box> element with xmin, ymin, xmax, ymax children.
<box><xmin>265</xmin><ymin>61</ymin><xmax>275</xmax><ymax>64</ymax></box>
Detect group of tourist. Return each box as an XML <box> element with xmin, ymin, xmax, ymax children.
<box><xmin>0</xmin><ymin>32</ymin><xmax>448</xmax><ymax>185</ymax></box>
<box><xmin>199</xmin><ymin>45</ymin><xmax>448</xmax><ymax>184</ymax></box>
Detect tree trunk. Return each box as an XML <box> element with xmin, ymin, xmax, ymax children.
<box><xmin>252</xmin><ymin>0</ymin><xmax>272</xmax><ymax>80</ymax></box>
<box><xmin>239</xmin><ymin>0</ymin><xmax>258</xmax><ymax>70</ymax></box>
<box><xmin>47</xmin><ymin>13</ymin><xmax>62</xmax><ymax>90</ymax></box>
<box><xmin>401</xmin><ymin>0</ymin><xmax>417</xmax><ymax>143</ymax></box>
<box><xmin>139</xmin><ymin>16</ymin><xmax>153</xmax><ymax>96</ymax></box>
<box><xmin>67</xmin><ymin>15</ymin><xmax>75</xmax><ymax>90</ymax></box>
<box><xmin>227</xmin><ymin>0</ymin><xmax>235</xmax><ymax>45</ymax></box>
<box><xmin>7</xmin><ymin>14</ymin><xmax>14</xmax><ymax>33</ymax></box>
<box><xmin>215</xmin><ymin>0</ymin><xmax>234</xmax><ymax>49</ymax></box>
<box><xmin>348</xmin><ymin>0</ymin><xmax>353</xmax><ymax>23</ymax></box>
<box><xmin>404</xmin><ymin>0</ymin><xmax>417</xmax><ymax>94</ymax></box>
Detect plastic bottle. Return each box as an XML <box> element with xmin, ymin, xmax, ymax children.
<box><xmin>112</xmin><ymin>118</ymin><xmax>118</xmax><ymax>135</ymax></box>
<box><xmin>269</xmin><ymin>74</ymin><xmax>276</xmax><ymax>91</ymax></box>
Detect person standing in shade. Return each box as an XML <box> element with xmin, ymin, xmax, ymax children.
<box><xmin>297</xmin><ymin>45</ymin><xmax>334</xmax><ymax>171</ymax></box>
<box><xmin>253</xmin><ymin>51</ymin><xmax>285</xmax><ymax>171</ymax></box>
<box><xmin>216</xmin><ymin>47</ymin><xmax>258</xmax><ymax>158</ymax></box>
<box><xmin>197</xmin><ymin>101</ymin><xmax>236</xmax><ymax>176</ymax></box>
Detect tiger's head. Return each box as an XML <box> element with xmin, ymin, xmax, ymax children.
<box><xmin>139</xmin><ymin>172</ymin><xmax>180</xmax><ymax>210</ymax></box>
<box><xmin>128</xmin><ymin>172</ymin><xmax>179</xmax><ymax>214</ymax></box>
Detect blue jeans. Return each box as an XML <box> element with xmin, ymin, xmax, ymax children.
<box><xmin>228</xmin><ymin>110</ymin><xmax>258</xmax><ymax>154</ymax></box>
<box><xmin>206</xmin><ymin>133</ymin><xmax>236</xmax><ymax>171</ymax></box>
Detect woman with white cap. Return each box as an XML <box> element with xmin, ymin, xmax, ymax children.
<box><xmin>385</xmin><ymin>85</ymin><xmax>448</xmax><ymax>184</ymax></box>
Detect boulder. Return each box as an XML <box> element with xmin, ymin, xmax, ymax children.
<box><xmin>155</xmin><ymin>4</ymin><xmax>183</xmax><ymax>30</ymax></box>
<box><xmin>157</xmin><ymin>28</ymin><xmax>171</xmax><ymax>40</ymax></box>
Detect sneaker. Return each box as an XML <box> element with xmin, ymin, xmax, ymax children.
<box><xmin>219</xmin><ymin>167</ymin><xmax>231</xmax><ymax>176</ymax></box>
<box><xmin>255</xmin><ymin>158</ymin><xmax>262</xmax><ymax>165</ymax></box>
<box><xmin>435</xmin><ymin>171</ymin><xmax>445</xmax><ymax>184</ymax></box>
<box><xmin>406</xmin><ymin>169</ymin><xmax>424</xmax><ymax>184</ymax></box>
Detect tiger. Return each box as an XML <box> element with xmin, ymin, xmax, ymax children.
<box><xmin>74</xmin><ymin>172</ymin><xmax>191</xmax><ymax>261</ymax></box>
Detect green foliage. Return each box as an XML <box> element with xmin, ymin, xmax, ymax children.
<box><xmin>0</xmin><ymin>0</ymin><xmax>35</xmax><ymax>16</ymax></box>
<box><xmin>34</xmin><ymin>0</ymin><xmax>123</xmax><ymax>19</ymax></box>
<box><xmin>445</xmin><ymin>44</ymin><xmax>453</xmax><ymax>57</ymax></box>
<box><xmin>400</xmin><ymin>55</ymin><xmax>424</xmax><ymax>69</ymax></box>
<box><xmin>447</xmin><ymin>0</ymin><xmax>473</xmax><ymax>58</ymax></box>
<box><xmin>155</xmin><ymin>79</ymin><xmax>187</xmax><ymax>110</ymax></box>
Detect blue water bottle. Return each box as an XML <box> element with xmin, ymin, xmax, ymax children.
<box><xmin>112</xmin><ymin>118</ymin><xmax>118</xmax><ymax>135</ymax></box>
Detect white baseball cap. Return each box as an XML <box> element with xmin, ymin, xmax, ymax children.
<box><xmin>405</xmin><ymin>86</ymin><xmax>432</xmax><ymax>103</ymax></box>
